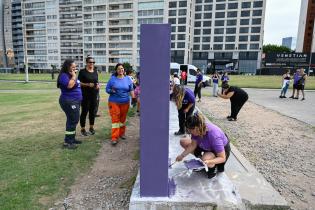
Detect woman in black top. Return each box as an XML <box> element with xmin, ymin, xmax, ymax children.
<box><xmin>218</xmin><ymin>83</ymin><xmax>248</xmax><ymax>121</ymax></box>
<box><xmin>78</xmin><ymin>57</ymin><xmax>100</xmax><ymax>136</ymax></box>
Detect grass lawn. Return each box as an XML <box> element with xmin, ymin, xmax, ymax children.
<box><xmin>0</xmin><ymin>73</ymin><xmax>112</xmax><ymax>83</ymax></box>
<box><xmin>0</xmin><ymin>90</ymin><xmax>115</xmax><ymax>209</ymax></box>
<box><xmin>0</xmin><ymin>82</ymin><xmax>56</xmax><ymax>90</ymax></box>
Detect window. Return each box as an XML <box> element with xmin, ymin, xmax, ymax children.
<box><xmin>250</xmin><ymin>35</ymin><xmax>260</xmax><ymax>41</ymax></box>
<box><xmin>242</xmin><ymin>2</ymin><xmax>251</xmax><ymax>8</ymax></box>
<box><xmin>216</xmin><ymin>4</ymin><xmax>225</xmax><ymax>10</ymax></box>
<box><xmin>169</xmin><ymin>18</ymin><xmax>176</xmax><ymax>24</ymax></box>
<box><xmin>202</xmin><ymin>37</ymin><xmax>210</xmax><ymax>42</ymax></box>
<box><xmin>214</xmin><ymin>36</ymin><xmax>223</xmax><ymax>42</ymax></box>
<box><xmin>252</xmin><ymin>18</ymin><xmax>261</xmax><ymax>25</ymax></box>
<box><xmin>179</xmin><ymin>1</ymin><xmax>187</xmax><ymax>7</ymax></box>
<box><xmin>171</xmin><ymin>35</ymin><xmax>175</xmax><ymax>40</ymax></box>
<box><xmin>172</xmin><ymin>26</ymin><xmax>176</xmax><ymax>32</ymax></box>
<box><xmin>226</xmin><ymin>36</ymin><xmax>235</xmax><ymax>42</ymax></box>
<box><xmin>178</xmin><ymin>17</ymin><xmax>186</xmax><ymax>24</ymax></box>
<box><xmin>213</xmin><ymin>44</ymin><xmax>223</xmax><ymax>50</ymax></box>
<box><xmin>204</xmin><ymin>5</ymin><xmax>212</xmax><ymax>11</ymax></box>
<box><xmin>194</xmin><ymin>29</ymin><xmax>201</xmax><ymax>35</ymax></box>
<box><xmin>196</xmin><ymin>0</ymin><xmax>202</xmax><ymax>3</ymax></box>
<box><xmin>253</xmin><ymin>10</ymin><xmax>262</xmax><ymax>16</ymax></box>
<box><xmin>178</xmin><ymin>26</ymin><xmax>186</xmax><ymax>32</ymax></box>
<box><xmin>214</xmin><ymin>28</ymin><xmax>224</xmax><ymax>34</ymax></box>
<box><xmin>215</xmin><ymin>12</ymin><xmax>225</xmax><ymax>18</ymax></box>
<box><xmin>171</xmin><ymin>42</ymin><xmax>175</xmax><ymax>48</ymax></box>
<box><xmin>238</xmin><ymin>44</ymin><xmax>247</xmax><ymax>50</ymax></box>
<box><xmin>169</xmin><ymin>10</ymin><xmax>176</xmax><ymax>16</ymax></box>
<box><xmin>169</xmin><ymin>2</ymin><xmax>176</xmax><ymax>8</ymax></box>
<box><xmin>194</xmin><ymin>37</ymin><xmax>200</xmax><ymax>42</ymax></box>
<box><xmin>228</xmin><ymin>3</ymin><xmax>238</xmax><ymax>9</ymax></box>
<box><xmin>178</xmin><ymin>9</ymin><xmax>186</xmax><ymax>16</ymax></box>
<box><xmin>203</xmin><ymin>21</ymin><xmax>211</xmax><ymax>27</ymax></box>
<box><xmin>251</xmin><ymin>27</ymin><xmax>261</xmax><ymax>33</ymax></box>
<box><xmin>193</xmin><ymin>45</ymin><xmax>200</xmax><ymax>50</ymax></box>
<box><xmin>177</xmin><ymin>42</ymin><xmax>185</xmax><ymax>48</ymax></box>
<box><xmin>240</xmin><ymin>27</ymin><xmax>249</xmax><ymax>33</ymax></box>
<box><xmin>226</xmin><ymin>28</ymin><xmax>236</xmax><ymax>34</ymax></box>
<box><xmin>177</xmin><ymin>34</ymin><xmax>185</xmax><ymax>40</ymax></box>
<box><xmin>195</xmin><ymin>5</ymin><xmax>202</xmax><ymax>11</ymax></box>
<box><xmin>204</xmin><ymin>13</ymin><xmax>212</xmax><ymax>19</ymax></box>
<box><xmin>203</xmin><ymin>29</ymin><xmax>211</xmax><ymax>34</ymax></box>
<box><xmin>204</xmin><ymin>0</ymin><xmax>212</xmax><ymax>2</ymax></box>
<box><xmin>227</xmin><ymin>19</ymin><xmax>236</xmax><ymax>26</ymax></box>
<box><xmin>250</xmin><ymin>44</ymin><xmax>259</xmax><ymax>49</ymax></box>
<box><xmin>241</xmin><ymin>11</ymin><xmax>250</xmax><ymax>17</ymax></box>
<box><xmin>253</xmin><ymin>1</ymin><xmax>263</xmax><ymax>8</ymax></box>
<box><xmin>239</xmin><ymin>35</ymin><xmax>248</xmax><ymax>41</ymax></box>
<box><xmin>215</xmin><ymin>20</ymin><xmax>224</xmax><ymax>26</ymax></box>
<box><xmin>202</xmin><ymin>45</ymin><xmax>210</xmax><ymax>50</ymax></box>
<box><xmin>195</xmin><ymin>13</ymin><xmax>201</xmax><ymax>19</ymax></box>
<box><xmin>227</xmin><ymin>11</ymin><xmax>237</xmax><ymax>17</ymax></box>
<box><xmin>225</xmin><ymin>44</ymin><xmax>235</xmax><ymax>50</ymax></box>
<box><xmin>240</xmin><ymin>19</ymin><xmax>250</xmax><ymax>25</ymax></box>
<box><xmin>195</xmin><ymin>21</ymin><xmax>201</xmax><ymax>27</ymax></box>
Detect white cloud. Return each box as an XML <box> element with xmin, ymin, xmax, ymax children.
<box><xmin>263</xmin><ymin>0</ymin><xmax>301</xmax><ymax>45</ymax></box>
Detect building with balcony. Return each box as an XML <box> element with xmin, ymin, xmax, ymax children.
<box><xmin>11</xmin><ymin>0</ymin><xmax>24</xmax><ymax>70</ymax></box>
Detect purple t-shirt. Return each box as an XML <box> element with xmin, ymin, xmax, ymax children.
<box><xmin>191</xmin><ymin>122</ymin><xmax>228</xmax><ymax>154</ymax></box>
<box><xmin>195</xmin><ymin>74</ymin><xmax>203</xmax><ymax>85</ymax></box>
<box><xmin>58</xmin><ymin>73</ymin><xmax>82</xmax><ymax>101</ymax></box>
<box><xmin>106</xmin><ymin>75</ymin><xmax>134</xmax><ymax>104</ymax></box>
<box><xmin>183</xmin><ymin>88</ymin><xmax>195</xmax><ymax>105</ymax></box>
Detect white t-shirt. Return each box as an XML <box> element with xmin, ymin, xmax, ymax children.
<box><xmin>173</xmin><ymin>77</ymin><xmax>180</xmax><ymax>85</ymax></box>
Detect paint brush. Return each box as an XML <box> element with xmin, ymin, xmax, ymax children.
<box><xmin>169</xmin><ymin>161</ymin><xmax>177</xmax><ymax>168</ymax></box>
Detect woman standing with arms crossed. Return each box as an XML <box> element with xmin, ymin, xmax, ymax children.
<box><xmin>106</xmin><ymin>63</ymin><xmax>135</xmax><ymax>145</ymax></box>
<box><xmin>194</xmin><ymin>68</ymin><xmax>203</xmax><ymax>102</ymax></box>
<box><xmin>57</xmin><ymin>59</ymin><xmax>82</xmax><ymax>149</ymax></box>
<box><xmin>212</xmin><ymin>71</ymin><xmax>220</xmax><ymax>97</ymax></box>
<box><xmin>78</xmin><ymin>57</ymin><xmax>100</xmax><ymax>136</ymax></box>
<box><xmin>279</xmin><ymin>69</ymin><xmax>291</xmax><ymax>98</ymax></box>
<box><xmin>172</xmin><ymin>85</ymin><xmax>195</xmax><ymax>135</ymax></box>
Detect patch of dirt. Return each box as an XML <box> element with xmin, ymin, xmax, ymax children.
<box><xmin>196</xmin><ymin>96</ymin><xmax>315</xmax><ymax>210</ymax></box>
<box><xmin>52</xmin><ymin>115</ymin><xmax>139</xmax><ymax>210</ymax></box>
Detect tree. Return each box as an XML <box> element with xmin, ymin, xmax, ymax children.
<box><xmin>263</xmin><ymin>44</ymin><xmax>292</xmax><ymax>53</ymax></box>
<box><xmin>123</xmin><ymin>62</ymin><xmax>132</xmax><ymax>71</ymax></box>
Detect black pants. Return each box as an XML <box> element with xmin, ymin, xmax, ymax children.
<box><xmin>178</xmin><ymin>104</ymin><xmax>195</xmax><ymax>133</ymax></box>
<box><xmin>94</xmin><ymin>90</ymin><xmax>100</xmax><ymax>115</ymax></box>
<box><xmin>194</xmin><ymin>141</ymin><xmax>231</xmax><ymax>172</ymax></box>
<box><xmin>80</xmin><ymin>90</ymin><xmax>97</xmax><ymax>128</ymax></box>
<box><xmin>194</xmin><ymin>84</ymin><xmax>202</xmax><ymax>99</ymax></box>
<box><xmin>59</xmin><ymin>97</ymin><xmax>80</xmax><ymax>144</ymax></box>
<box><xmin>230</xmin><ymin>96</ymin><xmax>248</xmax><ymax>119</ymax></box>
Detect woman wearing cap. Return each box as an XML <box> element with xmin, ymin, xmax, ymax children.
<box><xmin>218</xmin><ymin>83</ymin><xmax>248</xmax><ymax>121</ymax></box>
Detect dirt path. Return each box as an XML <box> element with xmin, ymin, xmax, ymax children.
<box><xmin>53</xmin><ymin>115</ymin><xmax>139</xmax><ymax>210</ymax></box>
<box><xmin>197</xmin><ymin>96</ymin><xmax>315</xmax><ymax>210</ymax></box>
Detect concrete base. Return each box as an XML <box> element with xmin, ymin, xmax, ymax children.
<box><xmin>129</xmin><ymin>102</ymin><xmax>289</xmax><ymax>210</ymax></box>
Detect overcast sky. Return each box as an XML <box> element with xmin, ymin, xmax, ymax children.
<box><xmin>263</xmin><ymin>0</ymin><xmax>301</xmax><ymax>45</ymax></box>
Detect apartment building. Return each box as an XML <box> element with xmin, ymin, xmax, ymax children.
<box><xmin>12</xmin><ymin>0</ymin><xmax>24</xmax><ymax>70</ymax></box>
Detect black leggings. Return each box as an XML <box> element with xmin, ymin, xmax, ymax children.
<box><xmin>80</xmin><ymin>91</ymin><xmax>97</xmax><ymax>128</ymax></box>
<box><xmin>230</xmin><ymin>96</ymin><xmax>248</xmax><ymax>119</ymax></box>
<box><xmin>194</xmin><ymin>84</ymin><xmax>202</xmax><ymax>99</ymax></box>
<box><xmin>178</xmin><ymin>104</ymin><xmax>195</xmax><ymax>133</ymax></box>
<box><xmin>194</xmin><ymin>141</ymin><xmax>231</xmax><ymax>172</ymax></box>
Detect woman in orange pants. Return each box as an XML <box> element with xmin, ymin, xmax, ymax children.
<box><xmin>106</xmin><ymin>63</ymin><xmax>135</xmax><ymax>145</ymax></box>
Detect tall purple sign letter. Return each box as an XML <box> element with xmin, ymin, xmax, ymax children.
<box><xmin>140</xmin><ymin>24</ymin><xmax>170</xmax><ymax>197</ymax></box>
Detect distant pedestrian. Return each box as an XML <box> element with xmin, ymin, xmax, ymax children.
<box><xmin>296</xmin><ymin>68</ymin><xmax>307</xmax><ymax>101</ymax></box>
<box><xmin>175</xmin><ymin>112</ymin><xmax>230</xmax><ymax>179</ymax></box>
<box><xmin>173</xmin><ymin>73</ymin><xmax>180</xmax><ymax>85</ymax></box>
<box><xmin>194</xmin><ymin>68</ymin><xmax>203</xmax><ymax>102</ymax></box>
<box><xmin>279</xmin><ymin>69</ymin><xmax>291</xmax><ymax>98</ymax></box>
<box><xmin>289</xmin><ymin>69</ymin><xmax>300</xmax><ymax>99</ymax></box>
<box><xmin>181</xmin><ymin>71</ymin><xmax>187</xmax><ymax>85</ymax></box>
<box><xmin>57</xmin><ymin>59</ymin><xmax>82</xmax><ymax>149</ymax></box>
<box><xmin>218</xmin><ymin>83</ymin><xmax>248</xmax><ymax>121</ymax></box>
<box><xmin>212</xmin><ymin>71</ymin><xmax>220</xmax><ymax>97</ymax></box>
<box><xmin>106</xmin><ymin>63</ymin><xmax>135</xmax><ymax>145</ymax></box>
<box><xmin>172</xmin><ymin>85</ymin><xmax>195</xmax><ymax>135</ymax></box>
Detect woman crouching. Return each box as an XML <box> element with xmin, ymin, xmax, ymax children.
<box><xmin>176</xmin><ymin>112</ymin><xmax>231</xmax><ymax>179</ymax></box>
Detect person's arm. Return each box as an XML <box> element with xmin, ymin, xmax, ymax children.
<box><xmin>67</xmin><ymin>70</ymin><xmax>77</xmax><ymax>89</ymax></box>
<box><xmin>184</xmin><ymin>103</ymin><xmax>194</xmax><ymax>113</ymax></box>
<box><xmin>80</xmin><ymin>82</ymin><xmax>95</xmax><ymax>88</ymax></box>
<box><xmin>204</xmin><ymin>151</ymin><xmax>226</xmax><ymax>166</ymax></box>
<box><xmin>105</xmin><ymin>78</ymin><xmax>114</xmax><ymax>94</ymax></box>
<box><xmin>176</xmin><ymin>140</ymin><xmax>198</xmax><ymax>161</ymax></box>
<box><xmin>218</xmin><ymin>91</ymin><xmax>234</xmax><ymax>99</ymax></box>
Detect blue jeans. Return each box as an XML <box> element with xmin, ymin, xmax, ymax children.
<box><xmin>59</xmin><ymin>97</ymin><xmax>80</xmax><ymax>144</ymax></box>
<box><xmin>281</xmin><ymin>83</ymin><xmax>289</xmax><ymax>96</ymax></box>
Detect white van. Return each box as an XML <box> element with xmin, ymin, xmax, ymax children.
<box><xmin>180</xmin><ymin>64</ymin><xmax>211</xmax><ymax>86</ymax></box>
<box><xmin>170</xmin><ymin>62</ymin><xmax>180</xmax><ymax>75</ymax></box>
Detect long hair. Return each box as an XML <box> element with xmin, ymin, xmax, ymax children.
<box><xmin>172</xmin><ymin>85</ymin><xmax>185</xmax><ymax>109</ymax></box>
<box><xmin>185</xmin><ymin>112</ymin><xmax>207</xmax><ymax>137</ymax></box>
<box><xmin>57</xmin><ymin>59</ymin><xmax>75</xmax><ymax>88</ymax></box>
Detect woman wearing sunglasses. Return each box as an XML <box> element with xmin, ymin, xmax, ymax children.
<box><xmin>78</xmin><ymin>56</ymin><xmax>100</xmax><ymax>136</ymax></box>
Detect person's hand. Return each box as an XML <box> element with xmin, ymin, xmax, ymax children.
<box><xmin>184</xmin><ymin>108</ymin><xmax>189</xmax><ymax>113</ymax></box>
<box><xmin>111</xmin><ymin>88</ymin><xmax>116</xmax><ymax>93</ymax></box>
<box><xmin>69</xmin><ymin>69</ymin><xmax>76</xmax><ymax>77</ymax></box>
<box><xmin>89</xmin><ymin>83</ymin><xmax>95</xmax><ymax>88</ymax></box>
<box><xmin>95</xmin><ymin>83</ymin><xmax>100</xmax><ymax>89</ymax></box>
<box><xmin>176</xmin><ymin>154</ymin><xmax>184</xmax><ymax>162</ymax></box>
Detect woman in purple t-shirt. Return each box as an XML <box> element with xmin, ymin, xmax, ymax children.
<box><xmin>176</xmin><ymin>113</ymin><xmax>230</xmax><ymax>179</ymax></box>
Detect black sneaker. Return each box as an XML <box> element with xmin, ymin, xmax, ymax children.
<box><xmin>89</xmin><ymin>128</ymin><xmax>95</xmax><ymax>135</ymax></box>
<box><xmin>74</xmin><ymin>139</ymin><xmax>82</xmax><ymax>144</ymax></box>
<box><xmin>289</xmin><ymin>96</ymin><xmax>294</xmax><ymax>98</ymax></box>
<box><xmin>81</xmin><ymin>129</ymin><xmax>88</xmax><ymax>136</ymax></box>
<box><xmin>63</xmin><ymin>143</ymin><xmax>77</xmax><ymax>149</ymax></box>
<box><xmin>120</xmin><ymin>135</ymin><xmax>126</xmax><ymax>140</ymax></box>
<box><xmin>95</xmin><ymin>114</ymin><xmax>100</xmax><ymax>117</ymax></box>
<box><xmin>226</xmin><ymin>115</ymin><xmax>231</xmax><ymax>119</ymax></box>
<box><xmin>111</xmin><ymin>140</ymin><xmax>118</xmax><ymax>146</ymax></box>
<box><xmin>301</xmin><ymin>98</ymin><xmax>305</xmax><ymax>101</ymax></box>
<box><xmin>282</xmin><ymin>96</ymin><xmax>287</xmax><ymax>98</ymax></box>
